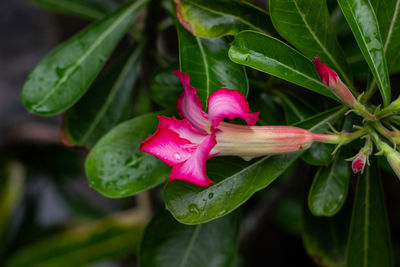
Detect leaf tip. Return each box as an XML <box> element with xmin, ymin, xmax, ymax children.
<box><xmin>174</xmin><ymin>0</ymin><xmax>194</xmax><ymax>34</ymax></box>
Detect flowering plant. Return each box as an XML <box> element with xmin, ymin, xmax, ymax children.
<box><xmin>140</xmin><ymin>70</ymin><xmax>348</xmax><ymax>186</ymax></box>
<box><xmin>14</xmin><ymin>0</ymin><xmax>400</xmax><ymax>266</ymax></box>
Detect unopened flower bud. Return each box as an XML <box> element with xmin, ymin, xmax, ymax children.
<box><xmin>352</xmin><ymin>152</ymin><xmax>367</xmax><ymax>174</ymax></box>
<box><xmin>350</xmin><ymin>139</ymin><xmax>372</xmax><ymax>174</ymax></box>
<box><xmin>312</xmin><ymin>57</ymin><xmax>357</xmax><ymax>108</ymax></box>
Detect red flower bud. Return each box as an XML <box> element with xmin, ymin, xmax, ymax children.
<box><xmin>352</xmin><ymin>152</ymin><xmax>366</xmax><ymax>174</ymax></box>
<box><xmin>312</xmin><ymin>57</ymin><xmax>357</xmax><ymax>108</ymax></box>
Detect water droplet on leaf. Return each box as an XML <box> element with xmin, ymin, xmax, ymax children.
<box><xmin>188</xmin><ymin>204</ymin><xmax>200</xmax><ymax>214</ymax></box>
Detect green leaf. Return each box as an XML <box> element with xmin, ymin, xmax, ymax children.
<box><xmin>163</xmin><ymin>107</ymin><xmax>345</xmax><ymax>225</ymax></box>
<box><xmin>176</xmin><ymin>13</ymin><xmax>248</xmax><ymax>108</ymax></box>
<box><xmin>302</xmin><ymin>188</ymin><xmax>352</xmax><ymax>267</ymax></box>
<box><xmin>151</xmin><ymin>65</ymin><xmax>182</xmax><ymax>108</ymax></box>
<box><xmin>175</xmin><ymin>0</ymin><xmax>274</xmax><ymax>38</ymax></box>
<box><xmin>228</xmin><ymin>31</ymin><xmax>338</xmax><ymax>101</ymax></box>
<box><xmin>64</xmin><ymin>45</ymin><xmax>144</xmax><ymax>148</ymax></box>
<box><xmin>273</xmin><ymin>90</ymin><xmax>316</xmax><ymax>124</ymax></box>
<box><xmin>346</xmin><ymin>159</ymin><xmax>393</xmax><ymax>267</ymax></box>
<box><xmin>22</xmin><ymin>0</ymin><xmax>148</xmax><ymax>116</ymax></box>
<box><xmin>308</xmin><ymin>149</ymin><xmax>350</xmax><ymax>216</ymax></box>
<box><xmin>337</xmin><ymin>0</ymin><xmax>391</xmax><ymax>106</ymax></box>
<box><xmin>85</xmin><ymin>112</ymin><xmax>170</xmax><ymax>198</ymax></box>
<box><xmin>6</xmin><ymin>213</ymin><xmax>144</xmax><ymax>267</ymax></box>
<box><xmin>138</xmin><ymin>209</ymin><xmax>240</xmax><ymax>267</ymax></box>
<box><xmin>31</xmin><ymin>0</ymin><xmax>117</xmax><ymax>19</ymax></box>
<box><xmin>269</xmin><ymin>0</ymin><xmax>353</xmax><ymax>87</ymax></box>
<box><xmin>370</xmin><ymin>0</ymin><xmax>400</xmax><ymax>73</ymax></box>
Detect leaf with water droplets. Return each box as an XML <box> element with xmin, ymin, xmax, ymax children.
<box><xmin>85</xmin><ymin>112</ymin><xmax>170</xmax><ymax>198</ymax></box>
<box><xmin>63</xmin><ymin>45</ymin><xmax>144</xmax><ymax>148</ymax></box>
<box><xmin>228</xmin><ymin>31</ymin><xmax>339</xmax><ymax>101</ymax></box>
<box><xmin>21</xmin><ymin>0</ymin><xmax>149</xmax><ymax>116</ymax></box>
<box><xmin>175</xmin><ymin>0</ymin><xmax>274</xmax><ymax>38</ymax></box>
<box><xmin>308</xmin><ymin>148</ymin><xmax>351</xmax><ymax>217</ymax></box>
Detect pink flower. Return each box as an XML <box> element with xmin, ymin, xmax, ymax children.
<box><xmin>312</xmin><ymin>57</ymin><xmax>357</xmax><ymax>108</ymax></box>
<box><xmin>140</xmin><ymin>70</ymin><xmax>339</xmax><ymax>186</ymax></box>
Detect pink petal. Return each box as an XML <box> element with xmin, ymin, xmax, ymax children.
<box><xmin>312</xmin><ymin>56</ymin><xmax>338</xmax><ymax>87</ymax></box>
<box><xmin>207</xmin><ymin>88</ymin><xmax>259</xmax><ymax>128</ymax></box>
<box><xmin>139</xmin><ymin>126</ymin><xmax>197</xmax><ymax>166</ymax></box>
<box><xmin>173</xmin><ymin>70</ymin><xmax>209</xmax><ymax>132</ymax></box>
<box><xmin>352</xmin><ymin>153</ymin><xmax>366</xmax><ymax>174</ymax></box>
<box><xmin>158</xmin><ymin>116</ymin><xmax>207</xmax><ymax>145</ymax></box>
<box><xmin>170</xmin><ymin>133</ymin><xmax>217</xmax><ymax>187</ymax></box>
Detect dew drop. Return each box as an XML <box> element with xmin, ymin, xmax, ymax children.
<box><xmin>173</xmin><ymin>153</ymin><xmax>181</xmax><ymax>160</ymax></box>
<box><xmin>188</xmin><ymin>204</ymin><xmax>200</xmax><ymax>214</ymax></box>
<box><xmin>217</xmin><ymin>210</ymin><xmax>227</xmax><ymax>216</ymax></box>
<box><xmin>208</xmin><ymin>192</ymin><xmax>214</xmax><ymax>199</ymax></box>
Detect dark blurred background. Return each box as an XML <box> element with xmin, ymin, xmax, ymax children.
<box><xmin>1</xmin><ymin>0</ymin><xmax>400</xmax><ymax>267</ymax></box>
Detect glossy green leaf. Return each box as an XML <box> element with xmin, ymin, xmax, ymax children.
<box><xmin>176</xmin><ymin>23</ymin><xmax>248</xmax><ymax>108</ymax></box>
<box><xmin>151</xmin><ymin>65</ymin><xmax>182</xmax><ymax>108</ymax></box>
<box><xmin>175</xmin><ymin>0</ymin><xmax>273</xmax><ymax>38</ymax></box>
<box><xmin>6</xmin><ymin>213</ymin><xmax>144</xmax><ymax>267</ymax></box>
<box><xmin>270</xmin><ymin>0</ymin><xmax>353</xmax><ymax>86</ymax></box>
<box><xmin>302</xmin><ymin>188</ymin><xmax>352</xmax><ymax>267</ymax></box>
<box><xmin>273</xmin><ymin>90</ymin><xmax>316</xmax><ymax>124</ymax></box>
<box><xmin>22</xmin><ymin>0</ymin><xmax>148</xmax><ymax>116</ymax></box>
<box><xmin>164</xmin><ymin>107</ymin><xmax>345</xmax><ymax>225</ymax></box>
<box><xmin>138</xmin><ymin>209</ymin><xmax>239</xmax><ymax>267</ymax></box>
<box><xmin>64</xmin><ymin>45</ymin><xmax>143</xmax><ymax>148</ymax></box>
<box><xmin>370</xmin><ymin>0</ymin><xmax>400</xmax><ymax>73</ymax></box>
<box><xmin>85</xmin><ymin>112</ymin><xmax>170</xmax><ymax>198</ymax></box>
<box><xmin>308</xmin><ymin>149</ymin><xmax>350</xmax><ymax>217</ymax></box>
<box><xmin>31</xmin><ymin>0</ymin><xmax>118</xmax><ymax>19</ymax></box>
<box><xmin>228</xmin><ymin>31</ymin><xmax>338</xmax><ymax>101</ymax></box>
<box><xmin>337</xmin><ymin>0</ymin><xmax>391</xmax><ymax>106</ymax></box>
<box><xmin>346</xmin><ymin>160</ymin><xmax>393</xmax><ymax>267</ymax></box>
